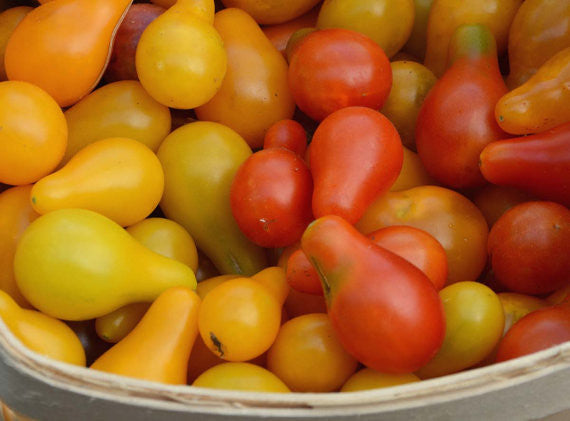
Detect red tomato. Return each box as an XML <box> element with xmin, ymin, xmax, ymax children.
<box><xmin>488</xmin><ymin>201</ymin><xmax>570</xmax><ymax>295</ymax></box>
<box><xmin>496</xmin><ymin>304</ymin><xmax>570</xmax><ymax>362</ymax></box>
<box><xmin>230</xmin><ymin>148</ymin><xmax>313</xmax><ymax>248</ymax></box>
<box><xmin>310</xmin><ymin>106</ymin><xmax>403</xmax><ymax>224</ymax></box>
<box><xmin>368</xmin><ymin>226</ymin><xmax>447</xmax><ymax>291</ymax></box>
<box><xmin>288</xmin><ymin>28</ymin><xmax>392</xmax><ymax>121</ymax></box>
<box><xmin>263</xmin><ymin>119</ymin><xmax>307</xmax><ymax>156</ymax></box>
<box><xmin>286</xmin><ymin>248</ymin><xmax>322</xmax><ymax>295</ymax></box>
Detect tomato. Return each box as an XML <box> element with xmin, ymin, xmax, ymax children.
<box><xmin>63</xmin><ymin>80</ymin><xmax>171</xmax><ymax>164</ymax></box>
<box><xmin>262</xmin><ymin>6</ymin><xmax>319</xmax><ymax>57</ymax></box>
<box><xmin>267</xmin><ymin>314</ymin><xmax>358</xmax><ymax>392</ymax></box>
<box><xmin>390</xmin><ymin>147</ymin><xmax>435</xmax><ymax>192</ymax></box>
<box><xmin>303</xmin><ymin>215</ymin><xmax>445</xmax><ymax>374</ymax></box>
<box><xmin>381</xmin><ymin>61</ymin><xmax>437</xmax><ymax>151</ymax></box>
<box><xmin>221</xmin><ymin>0</ymin><xmax>320</xmax><ymax>25</ymax></box>
<box><xmin>263</xmin><ymin>119</ymin><xmax>307</xmax><ymax>157</ymax></box>
<box><xmin>0</xmin><ymin>185</ymin><xmax>38</xmax><ymax>308</ymax></box>
<box><xmin>0</xmin><ymin>6</ymin><xmax>32</xmax><ymax>81</ymax></box>
<box><xmin>198</xmin><ymin>278</ymin><xmax>282</xmax><ymax>361</ymax></box>
<box><xmin>193</xmin><ymin>362</ymin><xmax>290</xmax><ymax>393</ymax></box>
<box><xmin>95</xmin><ymin>303</ymin><xmax>150</xmax><ymax>344</ymax></box>
<box><xmin>288</xmin><ymin>28</ymin><xmax>392</xmax><ymax>121</ymax></box>
<box><xmin>286</xmin><ymin>249</ymin><xmax>323</xmax><ymax>295</ymax></box>
<box><xmin>488</xmin><ymin>201</ymin><xmax>570</xmax><ymax>295</ymax></box>
<box><xmin>0</xmin><ymin>81</ymin><xmax>67</xmax><ymax>186</ymax></box>
<box><xmin>357</xmin><ymin>186</ymin><xmax>489</xmax><ymax>285</ymax></box>
<box><xmin>416</xmin><ymin>282</ymin><xmax>504</xmax><ymax>379</ymax></box>
<box><xmin>416</xmin><ymin>25</ymin><xmax>509</xmax><ymax>189</ymax></box>
<box><xmin>403</xmin><ymin>0</ymin><xmax>433</xmax><ymax>60</ymax></box>
<box><xmin>341</xmin><ymin>368</ymin><xmax>420</xmax><ymax>392</ymax></box>
<box><xmin>310</xmin><ymin>107</ymin><xmax>403</xmax><ymax>224</ymax></box>
<box><xmin>284</xmin><ymin>287</ymin><xmax>327</xmax><ymax>319</ymax></box>
<box><xmin>498</xmin><ymin>293</ymin><xmax>547</xmax><ymax>336</ymax></box>
<box><xmin>316</xmin><ymin>0</ymin><xmax>415</xmax><ymax>58</ymax></box>
<box><xmin>368</xmin><ymin>226</ymin><xmax>447</xmax><ymax>291</ymax></box>
<box><xmin>472</xmin><ymin>185</ymin><xmax>535</xmax><ymax>228</ymax></box>
<box><xmin>230</xmin><ymin>148</ymin><xmax>313</xmax><ymax>248</ymax></box>
<box><xmin>496</xmin><ymin>304</ymin><xmax>570</xmax><ymax>362</ymax></box>
<box><xmin>127</xmin><ymin>218</ymin><xmax>199</xmax><ymax>272</ymax></box>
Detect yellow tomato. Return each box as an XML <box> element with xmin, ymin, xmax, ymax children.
<box><xmin>31</xmin><ymin>138</ymin><xmax>164</xmax><ymax>227</ymax></box>
<box><xmin>0</xmin><ymin>81</ymin><xmax>67</xmax><ymax>185</ymax></box>
<box><xmin>196</xmin><ymin>275</ymin><xmax>240</xmax><ymax>299</ymax></box>
<box><xmin>416</xmin><ymin>282</ymin><xmax>504</xmax><ymax>379</ymax></box>
<box><xmin>0</xmin><ymin>185</ymin><xmax>39</xmax><ymax>308</ymax></box>
<box><xmin>498</xmin><ymin>293</ymin><xmax>547</xmax><ymax>336</ymax></box>
<box><xmin>251</xmin><ymin>267</ymin><xmax>289</xmax><ymax>306</ymax></box>
<box><xmin>390</xmin><ymin>147</ymin><xmax>435</xmax><ymax>192</ymax></box>
<box><xmin>127</xmin><ymin>218</ymin><xmax>198</xmax><ymax>272</ymax></box>
<box><xmin>317</xmin><ymin>0</ymin><xmax>415</xmax><ymax>58</ymax></box>
<box><xmin>403</xmin><ymin>0</ymin><xmax>433</xmax><ymax>60</ymax></box>
<box><xmin>63</xmin><ymin>81</ymin><xmax>171</xmax><ymax>164</ymax></box>
<box><xmin>341</xmin><ymin>368</ymin><xmax>420</xmax><ymax>392</ymax></box>
<box><xmin>136</xmin><ymin>4</ymin><xmax>226</xmax><ymax>109</ymax></box>
<box><xmin>267</xmin><ymin>314</ymin><xmax>358</xmax><ymax>392</ymax></box>
<box><xmin>198</xmin><ymin>278</ymin><xmax>282</xmax><ymax>361</ymax></box>
<box><xmin>193</xmin><ymin>362</ymin><xmax>290</xmax><ymax>392</ymax></box>
<box><xmin>95</xmin><ymin>303</ymin><xmax>150</xmax><ymax>343</ymax></box>
<box><xmin>382</xmin><ymin>61</ymin><xmax>437</xmax><ymax>150</ymax></box>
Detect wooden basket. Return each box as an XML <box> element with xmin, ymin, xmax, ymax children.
<box><xmin>1</xmin><ymin>317</ymin><xmax>570</xmax><ymax>421</ymax></box>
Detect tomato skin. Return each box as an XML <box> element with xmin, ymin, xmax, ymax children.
<box><xmin>288</xmin><ymin>28</ymin><xmax>392</xmax><ymax>121</ymax></box>
<box><xmin>302</xmin><ymin>215</ymin><xmax>445</xmax><ymax>374</ymax></box>
<box><xmin>310</xmin><ymin>107</ymin><xmax>403</xmax><ymax>224</ymax></box>
<box><xmin>286</xmin><ymin>249</ymin><xmax>323</xmax><ymax>295</ymax></box>
<box><xmin>262</xmin><ymin>6</ymin><xmax>319</xmax><ymax>57</ymax></box>
<box><xmin>368</xmin><ymin>226</ymin><xmax>447</xmax><ymax>291</ymax></box>
<box><xmin>267</xmin><ymin>313</ymin><xmax>358</xmax><ymax>392</ymax></box>
<box><xmin>488</xmin><ymin>201</ymin><xmax>570</xmax><ymax>296</ymax></box>
<box><xmin>416</xmin><ymin>25</ymin><xmax>509</xmax><ymax>189</ymax></box>
<box><xmin>230</xmin><ymin>148</ymin><xmax>313</xmax><ymax>248</ymax></box>
<box><xmin>496</xmin><ymin>304</ymin><xmax>570</xmax><ymax>362</ymax></box>
<box><xmin>472</xmin><ymin>185</ymin><xmax>535</xmax><ymax>228</ymax></box>
<box><xmin>263</xmin><ymin>119</ymin><xmax>307</xmax><ymax>157</ymax></box>
<box><xmin>480</xmin><ymin>123</ymin><xmax>570</xmax><ymax>208</ymax></box>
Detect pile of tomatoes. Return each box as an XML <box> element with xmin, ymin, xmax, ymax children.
<box><xmin>0</xmin><ymin>0</ymin><xmax>570</xmax><ymax>397</ymax></box>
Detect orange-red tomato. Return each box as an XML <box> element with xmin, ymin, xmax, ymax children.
<box><xmin>263</xmin><ymin>119</ymin><xmax>308</xmax><ymax>157</ymax></box>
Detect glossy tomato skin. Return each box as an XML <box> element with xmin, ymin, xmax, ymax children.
<box><xmin>288</xmin><ymin>28</ymin><xmax>392</xmax><ymax>121</ymax></box>
<box><xmin>263</xmin><ymin>119</ymin><xmax>307</xmax><ymax>157</ymax></box>
<box><xmin>310</xmin><ymin>107</ymin><xmax>403</xmax><ymax>224</ymax></box>
<box><xmin>416</xmin><ymin>25</ymin><xmax>508</xmax><ymax>189</ymax></box>
<box><xmin>230</xmin><ymin>148</ymin><xmax>313</xmax><ymax>248</ymax></box>
<box><xmin>488</xmin><ymin>201</ymin><xmax>570</xmax><ymax>295</ymax></box>
<box><xmin>302</xmin><ymin>215</ymin><xmax>445</xmax><ymax>374</ymax></box>
<box><xmin>496</xmin><ymin>304</ymin><xmax>570</xmax><ymax>362</ymax></box>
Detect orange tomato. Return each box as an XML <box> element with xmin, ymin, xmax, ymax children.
<box><xmin>193</xmin><ymin>362</ymin><xmax>290</xmax><ymax>392</ymax></box>
<box><xmin>267</xmin><ymin>313</ymin><xmax>358</xmax><ymax>392</ymax></box>
<box><xmin>341</xmin><ymin>368</ymin><xmax>420</xmax><ymax>392</ymax></box>
<box><xmin>0</xmin><ymin>81</ymin><xmax>67</xmax><ymax>185</ymax></box>
<box><xmin>262</xmin><ymin>6</ymin><xmax>319</xmax><ymax>57</ymax></box>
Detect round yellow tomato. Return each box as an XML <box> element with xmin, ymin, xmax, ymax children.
<box><xmin>198</xmin><ymin>278</ymin><xmax>282</xmax><ymax>361</ymax></box>
<box><xmin>136</xmin><ymin>9</ymin><xmax>226</xmax><ymax>109</ymax></box>
<box><xmin>127</xmin><ymin>218</ymin><xmax>199</xmax><ymax>272</ymax></box>
<box><xmin>341</xmin><ymin>368</ymin><xmax>420</xmax><ymax>392</ymax></box>
<box><xmin>193</xmin><ymin>362</ymin><xmax>290</xmax><ymax>392</ymax></box>
<box><xmin>416</xmin><ymin>282</ymin><xmax>504</xmax><ymax>379</ymax></box>
<box><xmin>0</xmin><ymin>81</ymin><xmax>67</xmax><ymax>185</ymax></box>
<box><xmin>317</xmin><ymin>0</ymin><xmax>415</xmax><ymax>58</ymax></box>
<box><xmin>267</xmin><ymin>313</ymin><xmax>358</xmax><ymax>392</ymax></box>
<box><xmin>221</xmin><ymin>0</ymin><xmax>321</xmax><ymax>25</ymax></box>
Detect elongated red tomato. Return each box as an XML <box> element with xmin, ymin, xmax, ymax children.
<box><xmin>310</xmin><ymin>106</ymin><xmax>403</xmax><ymax>224</ymax></box>
<box><xmin>288</xmin><ymin>28</ymin><xmax>392</xmax><ymax>121</ymax></box>
<box><xmin>230</xmin><ymin>148</ymin><xmax>313</xmax><ymax>248</ymax></box>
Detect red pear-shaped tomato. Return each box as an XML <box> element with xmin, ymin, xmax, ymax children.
<box><xmin>310</xmin><ymin>106</ymin><xmax>403</xmax><ymax>224</ymax></box>
<box><xmin>302</xmin><ymin>215</ymin><xmax>445</xmax><ymax>374</ymax></box>
<box><xmin>416</xmin><ymin>24</ymin><xmax>508</xmax><ymax>189</ymax></box>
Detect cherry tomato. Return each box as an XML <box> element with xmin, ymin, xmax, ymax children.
<box><xmin>488</xmin><ymin>201</ymin><xmax>570</xmax><ymax>295</ymax></box>
<box><xmin>288</xmin><ymin>28</ymin><xmax>392</xmax><ymax>121</ymax></box>
<box><xmin>496</xmin><ymin>304</ymin><xmax>570</xmax><ymax>362</ymax></box>
<box><xmin>192</xmin><ymin>362</ymin><xmax>290</xmax><ymax>393</ymax></box>
<box><xmin>267</xmin><ymin>313</ymin><xmax>358</xmax><ymax>392</ymax></box>
<box><xmin>286</xmin><ymin>249</ymin><xmax>323</xmax><ymax>295</ymax></box>
<box><xmin>263</xmin><ymin>119</ymin><xmax>307</xmax><ymax>157</ymax></box>
<box><xmin>230</xmin><ymin>148</ymin><xmax>313</xmax><ymax>248</ymax></box>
